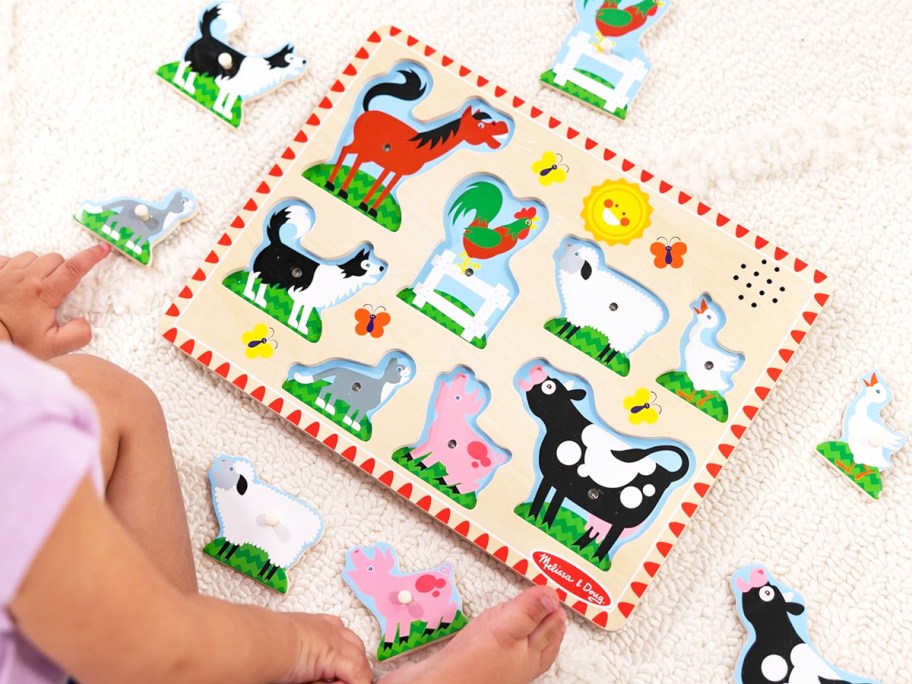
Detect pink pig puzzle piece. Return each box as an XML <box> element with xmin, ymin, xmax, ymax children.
<box><xmin>343</xmin><ymin>542</ymin><xmax>468</xmax><ymax>661</ymax></box>
<box><xmin>394</xmin><ymin>368</ymin><xmax>511</xmax><ymax>510</ymax></box>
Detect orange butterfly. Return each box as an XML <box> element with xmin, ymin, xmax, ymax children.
<box><xmin>354</xmin><ymin>305</ymin><xmax>391</xmax><ymax>338</ymax></box>
<box><xmin>650</xmin><ymin>236</ymin><xmax>687</xmax><ymax>268</ymax></box>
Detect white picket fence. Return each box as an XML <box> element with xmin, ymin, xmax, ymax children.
<box><xmin>553</xmin><ymin>31</ymin><xmax>648</xmax><ymax>113</ymax></box>
<box><xmin>413</xmin><ymin>250</ymin><xmax>511</xmax><ymax>342</ymax></box>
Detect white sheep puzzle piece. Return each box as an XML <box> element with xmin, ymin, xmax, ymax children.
<box><xmin>161</xmin><ymin>28</ymin><xmax>833</xmax><ymax>629</ymax></box>
<box><xmin>816</xmin><ymin>370</ymin><xmax>906</xmax><ymax>500</ymax></box>
<box><xmin>156</xmin><ymin>2</ymin><xmax>307</xmax><ymax>128</ymax></box>
<box><xmin>75</xmin><ymin>189</ymin><xmax>197</xmax><ymax>266</ymax></box>
<box><xmin>204</xmin><ymin>454</ymin><xmax>324</xmax><ymax>593</ymax></box>
<box><xmin>732</xmin><ymin>564</ymin><xmax>881</xmax><ymax>684</ymax></box>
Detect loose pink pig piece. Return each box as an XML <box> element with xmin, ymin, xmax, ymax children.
<box><xmin>343</xmin><ymin>543</ymin><xmax>461</xmax><ymax>647</ymax></box>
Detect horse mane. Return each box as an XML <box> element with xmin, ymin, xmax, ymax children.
<box><xmin>410</xmin><ymin>110</ymin><xmax>491</xmax><ymax>149</ymax></box>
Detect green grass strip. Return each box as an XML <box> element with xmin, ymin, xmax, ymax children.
<box><xmin>222</xmin><ymin>270</ymin><xmax>322</xmax><ymax>343</ymax></box>
<box><xmin>76</xmin><ymin>210</ymin><xmax>151</xmax><ymax>266</ymax></box>
<box><xmin>376</xmin><ymin>611</ymin><xmax>469</xmax><ymax>661</ymax></box>
<box><xmin>397</xmin><ymin>287</ymin><xmax>487</xmax><ymax>350</ymax></box>
<box><xmin>655</xmin><ymin>370</ymin><xmax>729</xmax><ymax>423</ymax></box>
<box><xmin>540</xmin><ymin>68</ymin><xmax>628</xmax><ymax>120</ymax></box>
<box><xmin>303</xmin><ymin>164</ymin><xmax>402</xmax><ymax>232</ymax></box>
<box><xmin>156</xmin><ymin>62</ymin><xmax>242</xmax><ymax>127</ymax></box>
<box><xmin>514</xmin><ymin>502</ymin><xmax>612</xmax><ymax>573</ymax></box>
<box><xmin>544</xmin><ymin>317</ymin><xmax>630</xmax><ymax>377</ymax></box>
<box><xmin>391</xmin><ymin>447</ymin><xmax>478</xmax><ymax>510</ymax></box>
<box><xmin>282</xmin><ymin>378</ymin><xmax>372</xmax><ymax>441</ymax></box>
<box><xmin>816</xmin><ymin>441</ymin><xmax>882</xmax><ymax>499</ymax></box>
<box><xmin>203</xmin><ymin>537</ymin><xmax>287</xmax><ymax>593</ymax></box>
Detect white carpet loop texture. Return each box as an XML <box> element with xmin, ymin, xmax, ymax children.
<box><xmin>0</xmin><ymin>2</ymin><xmax>910</xmax><ymax>682</ymax></box>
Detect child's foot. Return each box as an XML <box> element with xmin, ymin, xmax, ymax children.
<box><xmin>381</xmin><ymin>586</ymin><xmax>566</xmax><ymax>684</ymax></box>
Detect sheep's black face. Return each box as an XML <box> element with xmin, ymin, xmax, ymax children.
<box><xmin>741</xmin><ymin>583</ymin><xmax>804</xmax><ymax>627</ymax></box>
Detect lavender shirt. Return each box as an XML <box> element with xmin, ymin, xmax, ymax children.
<box><xmin>0</xmin><ymin>344</ymin><xmax>103</xmax><ymax>684</ymax></box>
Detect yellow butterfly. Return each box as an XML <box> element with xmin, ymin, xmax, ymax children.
<box><xmin>532</xmin><ymin>152</ymin><xmax>569</xmax><ymax>186</ymax></box>
<box><xmin>242</xmin><ymin>323</ymin><xmax>277</xmax><ymax>359</ymax></box>
<box><xmin>623</xmin><ymin>388</ymin><xmax>661</xmax><ymax>425</ymax></box>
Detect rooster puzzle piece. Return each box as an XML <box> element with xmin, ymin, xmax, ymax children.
<box><xmin>76</xmin><ymin>189</ymin><xmax>197</xmax><ymax>266</ymax></box>
<box><xmin>157</xmin><ymin>2</ymin><xmax>307</xmax><ymax>128</ymax></box>
<box><xmin>399</xmin><ymin>176</ymin><xmax>546</xmax><ymax>349</ymax></box>
<box><xmin>392</xmin><ymin>368</ymin><xmax>510</xmax><ymax>509</ymax></box>
<box><xmin>657</xmin><ymin>294</ymin><xmax>744</xmax><ymax>423</ymax></box>
<box><xmin>541</xmin><ymin>0</ymin><xmax>670</xmax><ymax>119</ymax></box>
<box><xmin>732</xmin><ymin>564</ymin><xmax>881</xmax><ymax>684</ymax></box>
<box><xmin>816</xmin><ymin>371</ymin><xmax>905</xmax><ymax>500</ymax></box>
<box><xmin>305</xmin><ymin>63</ymin><xmax>514</xmax><ymax>232</ymax></box>
<box><xmin>343</xmin><ymin>543</ymin><xmax>467</xmax><ymax>661</ymax></box>
<box><xmin>203</xmin><ymin>455</ymin><xmax>323</xmax><ymax>593</ymax></box>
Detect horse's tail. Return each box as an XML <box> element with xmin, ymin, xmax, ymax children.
<box><xmin>199</xmin><ymin>2</ymin><xmax>242</xmax><ymax>41</ymax></box>
<box><xmin>362</xmin><ymin>69</ymin><xmax>426</xmax><ymax>111</ymax></box>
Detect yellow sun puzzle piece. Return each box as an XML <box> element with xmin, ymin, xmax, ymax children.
<box><xmin>581</xmin><ymin>178</ymin><xmax>653</xmax><ymax>245</ymax></box>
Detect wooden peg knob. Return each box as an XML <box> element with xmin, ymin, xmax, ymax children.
<box><xmin>134</xmin><ymin>204</ymin><xmax>150</xmax><ymax>221</ymax></box>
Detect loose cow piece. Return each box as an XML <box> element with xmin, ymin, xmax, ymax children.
<box><xmin>731</xmin><ymin>564</ymin><xmax>881</xmax><ymax>684</ymax></box>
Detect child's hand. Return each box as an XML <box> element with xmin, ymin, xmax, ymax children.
<box><xmin>279</xmin><ymin>613</ymin><xmax>372</xmax><ymax>684</ymax></box>
<box><xmin>0</xmin><ymin>244</ymin><xmax>111</xmax><ymax>360</ymax></box>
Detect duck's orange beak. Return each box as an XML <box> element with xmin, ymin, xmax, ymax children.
<box><xmin>692</xmin><ymin>299</ymin><xmax>708</xmax><ymax>314</ymax></box>
<box><xmin>864</xmin><ymin>372</ymin><xmax>879</xmax><ymax>387</ymax></box>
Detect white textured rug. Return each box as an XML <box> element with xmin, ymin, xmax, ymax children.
<box><xmin>1</xmin><ymin>1</ymin><xmax>910</xmax><ymax>681</ymax></box>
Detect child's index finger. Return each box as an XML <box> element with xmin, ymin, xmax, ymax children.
<box><xmin>43</xmin><ymin>243</ymin><xmax>112</xmax><ymax>304</ymax></box>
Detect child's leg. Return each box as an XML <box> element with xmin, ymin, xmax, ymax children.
<box><xmin>49</xmin><ymin>354</ymin><xmax>197</xmax><ymax>593</ymax></box>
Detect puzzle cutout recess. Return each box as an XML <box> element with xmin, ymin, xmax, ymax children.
<box><xmin>161</xmin><ymin>27</ymin><xmax>832</xmax><ymax>630</ymax></box>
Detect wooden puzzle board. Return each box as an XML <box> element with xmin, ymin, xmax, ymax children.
<box><xmin>160</xmin><ymin>26</ymin><xmax>831</xmax><ymax>630</ymax></box>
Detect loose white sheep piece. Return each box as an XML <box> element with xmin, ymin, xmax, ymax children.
<box><xmin>208</xmin><ymin>454</ymin><xmax>324</xmax><ymax>574</ymax></box>
<box><xmin>555</xmin><ymin>238</ymin><xmax>668</xmax><ymax>359</ymax></box>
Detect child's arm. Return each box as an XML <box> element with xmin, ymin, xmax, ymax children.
<box><xmin>0</xmin><ymin>245</ymin><xmax>111</xmax><ymax>358</ymax></box>
<box><xmin>10</xmin><ymin>473</ymin><xmax>371</xmax><ymax>684</ymax></box>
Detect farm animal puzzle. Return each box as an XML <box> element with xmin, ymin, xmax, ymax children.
<box><xmin>157</xmin><ymin>2</ymin><xmax>307</xmax><ymax>128</ymax></box>
<box><xmin>161</xmin><ymin>27</ymin><xmax>832</xmax><ymax>629</ymax></box>
<box><xmin>816</xmin><ymin>371</ymin><xmax>905</xmax><ymax>499</ymax></box>
<box><xmin>731</xmin><ymin>564</ymin><xmax>881</xmax><ymax>684</ymax></box>
<box><xmin>204</xmin><ymin>454</ymin><xmax>323</xmax><ymax>593</ymax></box>
<box><xmin>542</xmin><ymin>0</ymin><xmax>670</xmax><ymax>119</ymax></box>
<box><xmin>76</xmin><ymin>189</ymin><xmax>197</xmax><ymax>266</ymax></box>
<box><xmin>343</xmin><ymin>543</ymin><xmax>467</xmax><ymax>660</ymax></box>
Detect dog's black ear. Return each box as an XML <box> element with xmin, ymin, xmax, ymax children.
<box><xmin>237</xmin><ymin>474</ymin><xmax>248</xmax><ymax>495</ymax></box>
<box><xmin>581</xmin><ymin>261</ymin><xmax>592</xmax><ymax>280</ymax></box>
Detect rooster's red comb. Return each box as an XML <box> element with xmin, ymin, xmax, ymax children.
<box><xmin>514</xmin><ymin>207</ymin><xmax>537</xmax><ymax>220</ymax></box>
